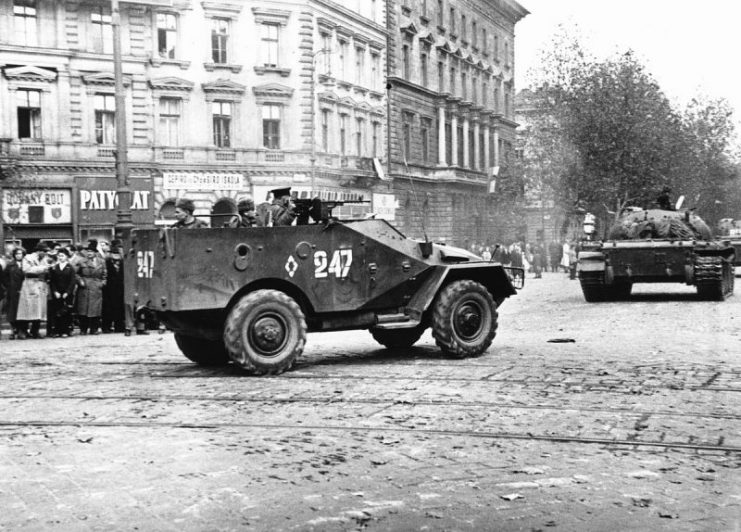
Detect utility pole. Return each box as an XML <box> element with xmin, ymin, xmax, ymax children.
<box><xmin>112</xmin><ymin>0</ymin><xmax>133</xmax><ymax>244</ymax></box>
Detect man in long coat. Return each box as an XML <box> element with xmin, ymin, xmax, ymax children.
<box><xmin>102</xmin><ymin>242</ymin><xmax>125</xmax><ymax>333</ymax></box>
<box><xmin>75</xmin><ymin>239</ymin><xmax>107</xmax><ymax>335</ymax></box>
<box><xmin>48</xmin><ymin>247</ymin><xmax>76</xmax><ymax>337</ymax></box>
<box><xmin>17</xmin><ymin>242</ymin><xmax>51</xmax><ymax>338</ymax></box>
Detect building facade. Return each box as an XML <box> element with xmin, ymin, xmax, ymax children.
<box><xmin>0</xmin><ymin>0</ymin><xmax>388</xmax><ymax>250</ymax></box>
<box><xmin>386</xmin><ymin>0</ymin><xmax>527</xmax><ymax>247</ymax></box>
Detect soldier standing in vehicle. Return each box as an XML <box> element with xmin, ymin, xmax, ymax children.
<box><xmin>266</xmin><ymin>187</ymin><xmax>296</xmax><ymax>227</ymax></box>
<box><xmin>172</xmin><ymin>198</ymin><xmax>209</xmax><ymax>229</ymax></box>
<box><xmin>230</xmin><ymin>198</ymin><xmax>259</xmax><ymax>228</ymax></box>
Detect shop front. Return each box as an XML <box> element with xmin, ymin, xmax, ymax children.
<box><xmin>2</xmin><ymin>187</ymin><xmax>73</xmax><ymax>253</ymax></box>
<box><xmin>76</xmin><ymin>176</ymin><xmax>155</xmax><ymax>243</ymax></box>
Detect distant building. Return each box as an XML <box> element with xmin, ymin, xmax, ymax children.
<box><xmin>0</xmin><ymin>0</ymin><xmax>387</xmax><ymax>249</ymax></box>
<box><xmin>386</xmin><ymin>0</ymin><xmax>528</xmax><ymax>247</ymax></box>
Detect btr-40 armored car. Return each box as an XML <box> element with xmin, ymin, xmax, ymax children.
<box><xmin>125</xmin><ymin>215</ymin><xmax>522</xmax><ymax>374</ymax></box>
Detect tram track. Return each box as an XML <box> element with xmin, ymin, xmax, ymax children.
<box><xmin>0</xmin><ymin>419</ymin><xmax>738</xmax><ymax>454</ymax></box>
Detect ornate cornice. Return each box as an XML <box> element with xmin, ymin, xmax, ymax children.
<box><xmin>3</xmin><ymin>65</ymin><xmax>57</xmax><ymax>83</ymax></box>
<box><xmin>149</xmin><ymin>77</ymin><xmax>194</xmax><ymax>91</ymax></box>
<box><xmin>251</xmin><ymin>7</ymin><xmax>290</xmax><ymax>26</ymax></box>
<box><xmin>82</xmin><ymin>72</ymin><xmax>131</xmax><ymax>87</ymax></box>
<box><xmin>202</xmin><ymin>78</ymin><xmax>246</xmax><ymax>95</ymax></box>
<box><xmin>252</xmin><ymin>82</ymin><xmax>294</xmax><ymax>101</ymax></box>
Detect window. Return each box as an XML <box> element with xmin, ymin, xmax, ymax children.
<box><xmin>437</xmin><ymin>60</ymin><xmax>444</xmax><ymax>92</ymax></box>
<box><xmin>156</xmin><ymin>13</ymin><xmax>177</xmax><ymax>59</ymax></box>
<box><xmin>371</xmin><ymin>53</ymin><xmax>380</xmax><ymax>89</ymax></box>
<box><xmin>211</xmin><ymin>18</ymin><xmax>229</xmax><ymax>64</ymax></box>
<box><xmin>262</xmin><ymin>104</ymin><xmax>281</xmax><ymax>149</ymax></box>
<box><xmin>504</xmin><ymin>90</ymin><xmax>511</xmax><ymax>118</ymax></box>
<box><xmin>420</xmin><ymin>48</ymin><xmax>429</xmax><ymax>86</ymax></box>
<box><xmin>212</xmin><ymin>101</ymin><xmax>231</xmax><ymax>147</ymax></box>
<box><xmin>402</xmin><ymin>112</ymin><xmax>413</xmax><ymax>160</ymax></box>
<box><xmin>449</xmin><ymin>65</ymin><xmax>456</xmax><ymax>96</ymax></box>
<box><xmin>401</xmin><ymin>43</ymin><xmax>410</xmax><ymax>80</ymax></box>
<box><xmin>449</xmin><ymin>7</ymin><xmax>455</xmax><ymax>33</ymax></box>
<box><xmin>461</xmin><ymin>69</ymin><xmax>467</xmax><ymax>100</ymax></box>
<box><xmin>372</xmin><ymin>121</ymin><xmax>379</xmax><ymax>157</ymax></box>
<box><xmin>13</xmin><ymin>0</ymin><xmax>37</xmax><ymax>46</ymax></box>
<box><xmin>482</xmin><ymin>28</ymin><xmax>487</xmax><ymax>50</ymax></box>
<box><xmin>505</xmin><ymin>40</ymin><xmax>510</xmax><ymax>66</ymax></box>
<box><xmin>494</xmin><ymin>85</ymin><xmax>500</xmax><ymax>113</ymax></box>
<box><xmin>472</xmin><ymin>72</ymin><xmax>478</xmax><ymax>104</ymax></box>
<box><xmin>261</xmin><ymin>23</ymin><xmax>280</xmax><ymax>67</ymax></box>
<box><xmin>321</xmin><ymin>109</ymin><xmax>330</xmax><ymax>152</ymax></box>
<box><xmin>159</xmin><ymin>98</ymin><xmax>180</xmax><ymax>146</ymax></box>
<box><xmin>457</xmin><ymin>124</ymin><xmax>463</xmax><ymax>165</ymax></box>
<box><xmin>355</xmin><ymin>47</ymin><xmax>365</xmax><ymax>85</ymax></box>
<box><xmin>321</xmin><ymin>33</ymin><xmax>332</xmax><ymax>74</ymax></box>
<box><xmin>479</xmin><ymin>131</ymin><xmax>486</xmax><ymax>169</ymax></box>
<box><xmin>494</xmin><ymin>34</ymin><xmax>499</xmax><ymax>60</ymax></box>
<box><xmin>472</xmin><ymin>21</ymin><xmax>477</xmax><ymax>47</ymax></box>
<box><xmin>340</xmin><ymin>114</ymin><xmax>347</xmax><ymax>155</ymax></box>
<box><xmin>437</xmin><ymin>0</ymin><xmax>444</xmax><ymax>25</ymax></box>
<box><xmin>17</xmin><ymin>89</ymin><xmax>41</xmax><ymax>139</ymax></box>
<box><xmin>468</xmin><ymin>128</ymin><xmax>475</xmax><ymax>167</ymax></box>
<box><xmin>445</xmin><ymin>121</ymin><xmax>452</xmax><ymax>163</ymax></box>
<box><xmin>421</xmin><ymin>0</ymin><xmax>427</xmax><ymax>17</ymax></box>
<box><xmin>461</xmin><ymin>14</ymin><xmax>466</xmax><ymax>40</ymax></box>
<box><xmin>94</xmin><ymin>94</ymin><xmax>115</xmax><ymax>144</ymax></box>
<box><xmin>482</xmin><ymin>80</ymin><xmax>488</xmax><ymax>106</ymax></box>
<box><xmin>355</xmin><ymin>117</ymin><xmax>364</xmax><ymax>156</ymax></box>
<box><xmin>421</xmin><ymin>117</ymin><xmax>431</xmax><ymax>162</ymax></box>
<box><xmin>339</xmin><ymin>40</ymin><xmax>349</xmax><ymax>79</ymax></box>
<box><xmin>91</xmin><ymin>7</ymin><xmax>112</xmax><ymax>54</ymax></box>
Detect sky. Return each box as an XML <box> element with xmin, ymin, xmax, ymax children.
<box><xmin>514</xmin><ymin>0</ymin><xmax>741</xmax><ymax>122</ymax></box>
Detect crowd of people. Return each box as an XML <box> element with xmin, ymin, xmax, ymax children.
<box><xmin>469</xmin><ymin>239</ymin><xmax>580</xmax><ymax>279</ymax></box>
<box><xmin>0</xmin><ymin>238</ymin><xmax>130</xmax><ymax>340</ymax></box>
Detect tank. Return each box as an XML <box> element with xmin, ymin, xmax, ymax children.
<box><xmin>716</xmin><ymin>218</ymin><xmax>741</xmax><ymax>267</ymax></box>
<box><xmin>124</xmin><ymin>216</ymin><xmax>523</xmax><ymax>374</ymax></box>
<box><xmin>577</xmin><ymin>208</ymin><xmax>735</xmax><ymax>302</ymax></box>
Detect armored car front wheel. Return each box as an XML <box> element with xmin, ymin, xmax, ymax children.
<box><xmin>174</xmin><ymin>334</ymin><xmax>231</xmax><ymax>366</ymax></box>
<box><xmin>224</xmin><ymin>289</ymin><xmax>307</xmax><ymax>375</ymax></box>
<box><xmin>431</xmin><ymin>280</ymin><xmax>498</xmax><ymax>358</ymax></box>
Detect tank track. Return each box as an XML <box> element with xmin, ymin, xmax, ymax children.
<box><xmin>694</xmin><ymin>255</ymin><xmax>734</xmax><ymax>300</ymax></box>
<box><xmin>579</xmin><ymin>272</ymin><xmax>606</xmax><ymax>302</ymax></box>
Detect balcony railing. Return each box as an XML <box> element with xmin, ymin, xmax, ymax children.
<box><xmin>19</xmin><ymin>143</ymin><xmax>45</xmax><ymax>157</ymax></box>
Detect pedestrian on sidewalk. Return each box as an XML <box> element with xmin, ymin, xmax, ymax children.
<box><xmin>48</xmin><ymin>248</ymin><xmax>76</xmax><ymax>337</ymax></box>
<box><xmin>75</xmin><ymin>239</ymin><xmax>107</xmax><ymax>335</ymax></box>
<box><xmin>17</xmin><ymin>242</ymin><xmax>51</xmax><ymax>339</ymax></box>
<box><xmin>2</xmin><ymin>247</ymin><xmax>27</xmax><ymax>339</ymax></box>
<box><xmin>102</xmin><ymin>240</ymin><xmax>125</xmax><ymax>333</ymax></box>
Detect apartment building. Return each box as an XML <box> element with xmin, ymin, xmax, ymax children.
<box><xmin>0</xmin><ymin>0</ymin><xmax>387</xmax><ymax>248</ymax></box>
<box><xmin>387</xmin><ymin>0</ymin><xmax>527</xmax><ymax>246</ymax></box>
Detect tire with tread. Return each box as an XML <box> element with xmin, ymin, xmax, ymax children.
<box><xmin>431</xmin><ymin>280</ymin><xmax>498</xmax><ymax>358</ymax></box>
<box><xmin>223</xmin><ymin>289</ymin><xmax>306</xmax><ymax>375</ymax></box>
<box><xmin>174</xmin><ymin>333</ymin><xmax>231</xmax><ymax>366</ymax></box>
<box><xmin>371</xmin><ymin>325</ymin><xmax>426</xmax><ymax>349</ymax></box>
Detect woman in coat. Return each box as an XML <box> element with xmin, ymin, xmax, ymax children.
<box><xmin>75</xmin><ymin>239</ymin><xmax>107</xmax><ymax>334</ymax></box>
<box><xmin>2</xmin><ymin>247</ymin><xmax>27</xmax><ymax>339</ymax></box>
<box><xmin>17</xmin><ymin>243</ymin><xmax>51</xmax><ymax>338</ymax></box>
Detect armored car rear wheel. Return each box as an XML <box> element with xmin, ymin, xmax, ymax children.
<box><xmin>371</xmin><ymin>325</ymin><xmax>426</xmax><ymax>349</ymax></box>
<box><xmin>223</xmin><ymin>289</ymin><xmax>307</xmax><ymax>375</ymax></box>
<box><xmin>432</xmin><ymin>280</ymin><xmax>498</xmax><ymax>358</ymax></box>
<box><xmin>174</xmin><ymin>333</ymin><xmax>231</xmax><ymax>366</ymax></box>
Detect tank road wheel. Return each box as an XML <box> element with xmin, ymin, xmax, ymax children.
<box><xmin>371</xmin><ymin>324</ymin><xmax>426</xmax><ymax>349</ymax></box>
<box><xmin>223</xmin><ymin>290</ymin><xmax>307</xmax><ymax>375</ymax></box>
<box><xmin>174</xmin><ymin>334</ymin><xmax>231</xmax><ymax>366</ymax></box>
<box><xmin>431</xmin><ymin>280</ymin><xmax>498</xmax><ymax>358</ymax></box>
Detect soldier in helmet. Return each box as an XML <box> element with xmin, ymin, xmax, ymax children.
<box><xmin>656</xmin><ymin>186</ymin><xmax>673</xmax><ymax>210</ymax></box>
<box><xmin>264</xmin><ymin>187</ymin><xmax>296</xmax><ymax>227</ymax></box>
<box><xmin>230</xmin><ymin>198</ymin><xmax>259</xmax><ymax>228</ymax></box>
<box><xmin>172</xmin><ymin>198</ymin><xmax>209</xmax><ymax>229</ymax></box>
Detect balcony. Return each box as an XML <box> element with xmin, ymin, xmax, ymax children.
<box><xmin>19</xmin><ymin>142</ymin><xmax>45</xmax><ymax>157</ymax></box>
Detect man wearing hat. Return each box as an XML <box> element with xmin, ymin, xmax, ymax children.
<box><xmin>48</xmin><ymin>247</ymin><xmax>76</xmax><ymax>337</ymax></box>
<box><xmin>172</xmin><ymin>197</ymin><xmax>209</xmax><ymax>229</ymax></box>
<box><xmin>229</xmin><ymin>198</ymin><xmax>259</xmax><ymax>228</ymax></box>
<box><xmin>265</xmin><ymin>187</ymin><xmax>296</xmax><ymax>227</ymax></box>
<box><xmin>75</xmin><ymin>239</ymin><xmax>107</xmax><ymax>335</ymax></box>
<box><xmin>17</xmin><ymin>242</ymin><xmax>51</xmax><ymax>338</ymax></box>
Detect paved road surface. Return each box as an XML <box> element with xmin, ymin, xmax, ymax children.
<box><xmin>0</xmin><ymin>273</ymin><xmax>738</xmax><ymax>531</ymax></box>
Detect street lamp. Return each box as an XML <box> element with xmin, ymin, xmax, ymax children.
<box><xmin>111</xmin><ymin>0</ymin><xmax>133</xmax><ymax>244</ymax></box>
<box><xmin>310</xmin><ymin>48</ymin><xmax>333</xmax><ymax>194</ymax></box>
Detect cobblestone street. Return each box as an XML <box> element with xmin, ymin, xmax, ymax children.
<box><xmin>0</xmin><ymin>272</ymin><xmax>739</xmax><ymax>531</ymax></box>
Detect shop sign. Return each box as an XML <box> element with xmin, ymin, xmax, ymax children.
<box><xmin>163</xmin><ymin>172</ymin><xmax>246</xmax><ymax>191</ymax></box>
<box><xmin>76</xmin><ymin>177</ymin><xmax>154</xmax><ymax>225</ymax></box>
<box><xmin>2</xmin><ymin>188</ymin><xmax>72</xmax><ymax>224</ymax></box>
<box><xmin>372</xmin><ymin>193</ymin><xmax>397</xmax><ymax>221</ymax></box>
<box><xmin>252</xmin><ymin>185</ymin><xmax>368</xmax><ymax>204</ymax></box>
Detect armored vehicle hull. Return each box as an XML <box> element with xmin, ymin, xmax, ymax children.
<box><xmin>125</xmin><ymin>219</ymin><xmax>522</xmax><ymax>373</ymax></box>
<box><xmin>577</xmin><ymin>209</ymin><xmax>734</xmax><ymax>302</ymax></box>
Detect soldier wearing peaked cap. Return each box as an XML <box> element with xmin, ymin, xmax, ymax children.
<box><xmin>172</xmin><ymin>197</ymin><xmax>209</xmax><ymax>229</ymax></box>
<box><xmin>265</xmin><ymin>186</ymin><xmax>296</xmax><ymax>227</ymax></box>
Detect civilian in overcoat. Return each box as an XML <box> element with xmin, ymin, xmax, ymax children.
<box><xmin>48</xmin><ymin>248</ymin><xmax>77</xmax><ymax>337</ymax></box>
<box><xmin>2</xmin><ymin>247</ymin><xmax>27</xmax><ymax>338</ymax></box>
<box><xmin>75</xmin><ymin>240</ymin><xmax>107</xmax><ymax>334</ymax></box>
<box><xmin>102</xmin><ymin>244</ymin><xmax>125</xmax><ymax>333</ymax></box>
<box><xmin>17</xmin><ymin>243</ymin><xmax>51</xmax><ymax>338</ymax></box>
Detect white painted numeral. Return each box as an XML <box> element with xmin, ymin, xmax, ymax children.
<box><xmin>314</xmin><ymin>250</ymin><xmax>328</xmax><ymax>278</ymax></box>
<box><xmin>313</xmin><ymin>249</ymin><xmax>353</xmax><ymax>279</ymax></box>
<box><xmin>137</xmin><ymin>250</ymin><xmax>154</xmax><ymax>278</ymax></box>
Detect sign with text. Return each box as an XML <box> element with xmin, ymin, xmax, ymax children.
<box><xmin>372</xmin><ymin>193</ymin><xmax>397</xmax><ymax>221</ymax></box>
<box><xmin>76</xmin><ymin>177</ymin><xmax>154</xmax><ymax>225</ymax></box>
<box><xmin>2</xmin><ymin>188</ymin><xmax>72</xmax><ymax>224</ymax></box>
<box><xmin>163</xmin><ymin>172</ymin><xmax>246</xmax><ymax>191</ymax></box>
